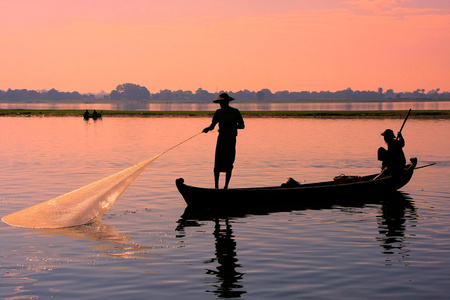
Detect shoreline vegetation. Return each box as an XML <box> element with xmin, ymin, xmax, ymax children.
<box><xmin>1</xmin><ymin>109</ymin><xmax>450</xmax><ymax>118</ymax></box>
<box><xmin>2</xmin><ymin>84</ymin><xmax>449</xmax><ymax>102</ymax></box>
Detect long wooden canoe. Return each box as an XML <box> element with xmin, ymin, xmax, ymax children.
<box><xmin>176</xmin><ymin>158</ymin><xmax>417</xmax><ymax>208</ymax></box>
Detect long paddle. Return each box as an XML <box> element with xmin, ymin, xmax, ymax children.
<box><xmin>415</xmin><ymin>162</ymin><xmax>436</xmax><ymax>170</ymax></box>
<box><xmin>397</xmin><ymin>108</ymin><xmax>411</xmax><ymax>139</ymax></box>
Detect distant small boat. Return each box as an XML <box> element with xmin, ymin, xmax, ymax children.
<box><xmin>83</xmin><ymin>111</ymin><xmax>102</xmax><ymax>120</ymax></box>
<box><xmin>176</xmin><ymin>158</ymin><xmax>417</xmax><ymax>209</ymax></box>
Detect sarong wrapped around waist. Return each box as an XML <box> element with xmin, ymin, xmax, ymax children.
<box><xmin>214</xmin><ymin>133</ymin><xmax>236</xmax><ymax>172</ymax></box>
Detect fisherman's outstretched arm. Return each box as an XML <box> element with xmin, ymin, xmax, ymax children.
<box><xmin>203</xmin><ymin>121</ymin><xmax>217</xmax><ymax>133</ymax></box>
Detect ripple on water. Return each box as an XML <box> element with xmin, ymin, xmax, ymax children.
<box><xmin>1</xmin><ymin>117</ymin><xmax>450</xmax><ymax>299</ymax></box>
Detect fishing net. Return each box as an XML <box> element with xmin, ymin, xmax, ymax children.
<box><xmin>2</xmin><ymin>132</ymin><xmax>201</xmax><ymax>229</ymax></box>
<box><xmin>2</xmin><ymin>155</ymin><xmax>159</xmax><ymax>228</ymax></box>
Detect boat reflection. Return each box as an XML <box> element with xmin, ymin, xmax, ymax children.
<box><xmin>176</xmin><ymin>191</ymin><xmax>416</xmax><ymax>296</ymax></box>
<box><xmin>179</xmin><ymin>191</ymin><xmax>413</xmax><ymax>219</ymax></box>
<box><xmin>41</xmin><ymin>222</ymin><xmax>150</xmax><ymax>258</ymax></box>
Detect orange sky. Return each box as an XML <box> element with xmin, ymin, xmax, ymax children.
<box><xmin>1</xmin><ymin>0</ymin><xmax>449</xmax><ymax>94</ymax></box>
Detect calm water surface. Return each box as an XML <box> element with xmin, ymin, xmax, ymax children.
<box><xmin>1</xmin><ymin>116</ymin><xmax>449</xmax><ymax>299</ymax></box>
<box><xmin>1</xmin><ymin>100</ymin><xmax>450</xmax><ymax>111</ymax></box>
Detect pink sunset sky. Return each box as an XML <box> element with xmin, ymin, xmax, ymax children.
<box><xmin>1</xmin><ymin>0</ymin><xmax>449</xmax><ymax>94</ymax></box>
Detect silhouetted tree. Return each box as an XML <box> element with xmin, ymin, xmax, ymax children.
<box><xmin>256</xmin><ymin>90</ymin><xmax>265</xmax><ymax>101</ymax></box>
<box><xmin>47</xmin><ymin>88</ymin><xmax>60</xmax><ymax>100</ymax></box>
<box><xmin>159</xmin><ymin>89</ymin><xmax>174</xmax><ymax>100</ymax></box>
<box><xmin>110</xmin><ymin>90</ymin><xmax>121</xmax><ymax>100</ymax></box>
<box><xmin>275</xmin><ymin>90</ymin><xmax>290</xmax><ymax>100</ymax></box>
<box><xmin>385</xmin><ymin>89</ymin><xmax>395</xmax><ymax>98</ymax></box>
<box><xmin>256</xmin><ymin>89</ymin><xmax>274</xmax><ymax>101</ymax></box>
<box><xmin>194</xmin><ymin>88</ymin><xmax>212</xmax><ymax>101</ymax></box>
<box><xmin>110</xmin><ymin>83</ymin><xmax>150</xmax><ymax>100</ymax></box>
<box><xmin>173</xmin><ymin>89</ymin><xmax>193</xmax><ymax>100</ymax></box>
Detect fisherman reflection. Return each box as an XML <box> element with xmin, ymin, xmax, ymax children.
<box><xmin>203</xmin><ymin>93</ymin><xmax>245</xmax><ymax>189</ymax></box>
<box><xmin>376</xmin><ymin>193</ymin><xmax>417</xmax><ymax>258</ymax></box>
<box><xmin>206</xmin><ymin>218</ymin><xmax>246</xmax><ymax>298</ymax></box>
<box><xmin>377</xmin><ymin>129</ymin><xmax>406</xmax><ymax>175</ymax></box>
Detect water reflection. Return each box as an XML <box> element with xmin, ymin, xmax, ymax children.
<box><xmin>40</xmin><ymin>222</ymin><xmax>150</xmax><ymax>258</ymax></box>
<box><xmin>207</xmin><ymin>219</ymin><xmax>245</xmax><ymax>298</ymax></box>
<box><xmin>177</xmin><ymin>192</ymin><xmax>416</xmax><ymax>296</ymax></box>
<box><xmin>177</xmin><ymin>217</ymin><xmax>246</xmax><ymax>298</ymax></box>
<box><xmin>376</xmin><ymin>193</ymin><xmax>417</xmax><ymax>263</ymax></box>
<box><xmin>2</xmin><ymin>101</ymin><xmax>449</xmax><ymax>111</ymax></box>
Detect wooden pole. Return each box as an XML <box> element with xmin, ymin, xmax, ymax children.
<box><xmin>397</xmin><ymin>109</ymin><xmax>411</xmax><ymax>139</ymax></box>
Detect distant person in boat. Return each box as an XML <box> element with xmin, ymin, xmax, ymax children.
<box><xmin>92</xmin><ymin>110</ymin><xmax>99</xmax><ymax>118</ymax></box>
<box><xmin>203</xmin><ymin>93</ymin><xmax>245</xmax><ymax>189</ymax></box>
<box><xmin>83</xmin><ymin>110</ymin><xmax>90</xmax><ymax>119</ymax></box>
<box><xmin>378</xmin><ymin>129</ymin><xmax>406</xmax><ymax>174</ymax></box>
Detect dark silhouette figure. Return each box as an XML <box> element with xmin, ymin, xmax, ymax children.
<box><xmin>378</xmin><ymin>129</ymin><xmax>406</xmax><ymax>175</ymax></box>
<box><xmin>203</xmin><ymin>93</ymin><xmax>245</xmax><ymax>189</ymax></box>
<box><xmin>83</xmin><ymin>110</ymin><xmax>102</xmax><ymax>120</ymax></box>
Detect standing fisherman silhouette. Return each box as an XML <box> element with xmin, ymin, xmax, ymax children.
<box><xmin>203</xmin><ymin>93</ymin><xmax>245</xmax><ymax>189</ymax></box>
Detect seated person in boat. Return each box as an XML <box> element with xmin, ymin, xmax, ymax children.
<box><xmin>203</xmin><ymin>93</ymin><xmax>245</xmax><ymax>189</ymax></box>
<box><xmin>83</xmin><ymin>110</ymin><xmax>90</xmax><ymax>119</ymax></box>
<box><xmin>378</xmin><ymin>129</ymin><xmax>406</xmax><ymax>174</ymax></box>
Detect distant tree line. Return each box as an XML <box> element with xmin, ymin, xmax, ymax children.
<box><xmin>0</xmin><ymin>88</ymin><xmax>95</xmax><ymax>102</ymax></box>
<box><xmin>1</xmin><ymin>83</ymin><xmax>449</xmax><ymax>102</ymax></box>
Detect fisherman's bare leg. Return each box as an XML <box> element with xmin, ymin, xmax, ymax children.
<box><xmin>224</xmin><ymin>170</ymin><xmax>232</xmax><ymax>190</ymax></box>
<box><xmin>214</xmin><ymin>171</ymin><xmax>220</xmax><ymax>189</ymax></box>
